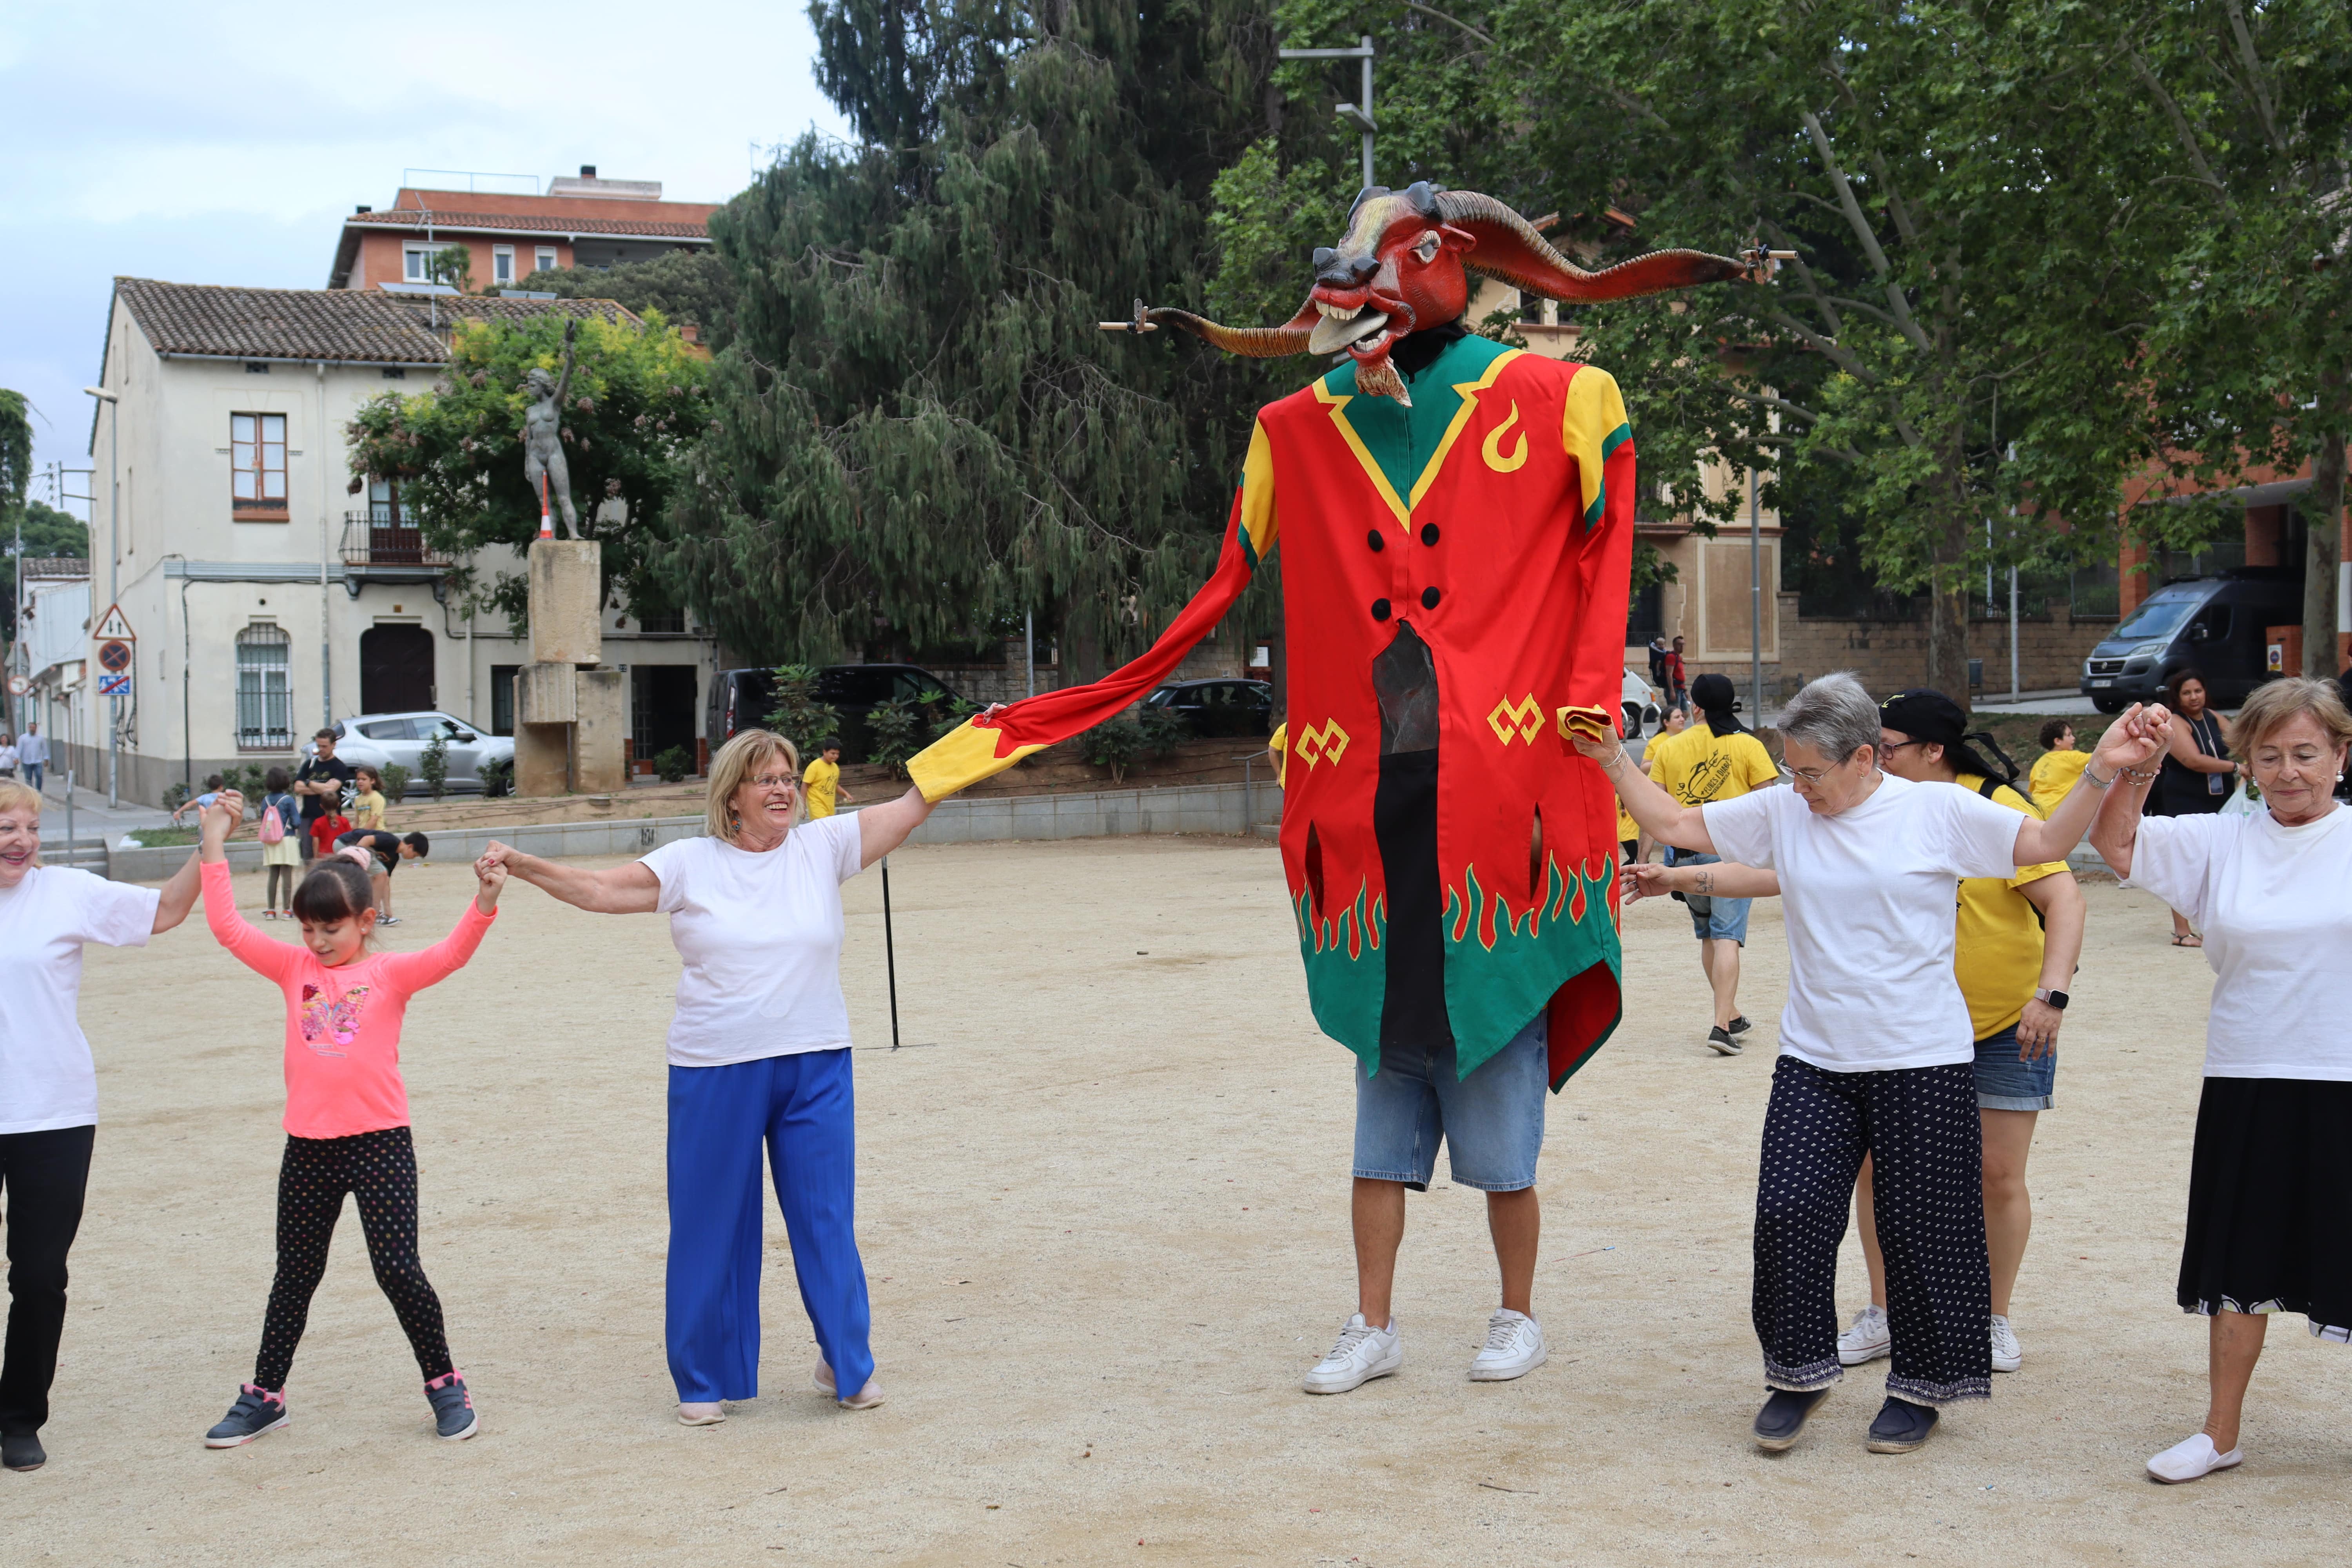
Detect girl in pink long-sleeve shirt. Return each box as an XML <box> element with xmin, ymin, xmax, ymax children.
<box><xmin>191</xmin><ymin>793</ymin><xmax>505</xmax><ymax>1449</ymax></box>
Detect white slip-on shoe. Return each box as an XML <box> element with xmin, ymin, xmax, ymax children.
<box><xmin>1468</xmin><ymin>1308</ymin><xmax>1547</xmax><ymax>1382</ymax></box>
<box><xmin>1303</xmin><ymin>1313</ymin><xmax>1402</xmax><ymax>1394</ymax></box>
<box><xmin>813</xmin><ymin>1359</ymin><xmax>886</xmax><ymax>1409</ymax></box>
<box><xmin>1837</xmin><ymin>1304</ymin><xmax>1891</xmax><ymax>1367</ymax></box>
<box><xmin>1989</xmin><ymin>1314</ymin><xmax>2022</xmax><ymax>1374</ymax></box>
<box><xmin>2147</xmin><ymin>1432</ymin><xmax>2242</xmax><ymax>1483</ymax></box>
<box><xmin>677</xmin><ymin>1401</ymin><xmax>727</xmax><ymax>1426</ymax></box>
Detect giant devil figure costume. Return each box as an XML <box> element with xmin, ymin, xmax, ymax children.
<box><xmin>910</xmin><ymin>183</ymin><xmax>1757</xmax><ymax>1087</ymax></box>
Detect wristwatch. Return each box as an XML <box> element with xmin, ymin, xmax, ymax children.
<box><xmin>2034</xmin><ymin>988</ymin><xmax>2070</xmax><ymax>1011</ymax></box>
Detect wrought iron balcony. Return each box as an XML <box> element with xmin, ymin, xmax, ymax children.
<box><xmin>341</xmin><ymin>510</ymin><xmax>454</xmax><ymax>569</ymax></box>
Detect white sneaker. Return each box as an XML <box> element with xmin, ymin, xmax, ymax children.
<box><xmin>1303</xmin><ymin>1313</ymin><xmax>1402</xmax><ymax>1394</ymax></box>
<box><xmin>2147</xmin><ymin>1432</ymin><xmax>2243</xmax><ymax>1484</ymax></box>
<box><xmin>1989</xmin><ymin>1313</ymin><xmax>2022</xmax><ymax>1373</ymax></box>
<box><xmin>1468</xmin><ymin>1308</ymin><xmax>1547</xmax><ymax>1382</ymax></box>
<box><xmin>1837</xmin><ymin>1304</ymin><xmax>1891</xmax><ymax>1366</ymax></box>
<box><xmin>677</xmin><ymin>1401</ymin><xmax>727</xmax><ymax>1426</ymax></box>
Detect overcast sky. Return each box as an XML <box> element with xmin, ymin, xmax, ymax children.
<box><xmin>0</xmin><ymin>0</ymin><xmax>850</xmax><ymax>505</ymax></box>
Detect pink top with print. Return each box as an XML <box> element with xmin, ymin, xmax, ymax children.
<box><xmin>200</xmin><ymin>860</ymin><xmax>495</xmax><ymax>1138</ymax></box>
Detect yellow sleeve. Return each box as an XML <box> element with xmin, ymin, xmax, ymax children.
<box><xmin>1739</xmin><ymin>734</ymin><xmax>1780</xmax><ymax>790</ymax></box>
<box><xmin>1991</xmin><ymin>782</ymin><xmax>2069</xmax><ymax>887</ymax></box>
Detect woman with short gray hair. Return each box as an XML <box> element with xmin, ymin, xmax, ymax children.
<box><xmin>1589</xmin><ymin>673</ymin><xmax>2143</xmax><ymax>1457</ymax></box>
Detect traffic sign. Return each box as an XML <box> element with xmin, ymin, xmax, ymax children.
<box><xmin>97</xmin><ymin>639</ymin><xmax>133</xmax><ymax>674</ymax></box>
<box><xmin>94</xmin><ymin>603</ymin><xmax>135</xmax><ymax>642</ymax></box>
<box><xmin>5</xmin><ymin>675</ymin><xmax>25</xmax><ymax>697</ymax></box>
<box><xmin>98</xmin><ymin>672</ymin><xmax>132</xmax><ymax>697</ymax></box>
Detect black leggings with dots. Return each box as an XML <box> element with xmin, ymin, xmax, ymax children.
<box><xmin>254</xmin><ymin>1125</ymin><xmax>453</xmax><ymax>1392</ymax></box>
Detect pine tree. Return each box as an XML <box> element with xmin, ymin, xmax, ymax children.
<box><xmin>660</xmin><ymin>0</ymin><xmax>1285</xmax><ymax>679</ymax></box>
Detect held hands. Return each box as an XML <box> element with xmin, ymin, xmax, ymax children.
<box><xmin>473</xmin><ymin>842</ymin><xmax>517</xmax><ymax>882</ymax></box>
<box><xmin>1619</xmin><ymin>861</ymin><xmax>1674</xmax><ymax>904</ymax></box>
<box><xmin>199</xmin><ymin>790</ymin><xmax>246</xmax><ymax>843</ymax></box>
<box><xmin>2091</xmin><ymin>703</ymin><xmax>2171</xmax><ymax>778</ymax></box>
<box><xmin>474</xmin><ymin>854</ymin><xmax>508</xmax><ymax>913</ymax></box>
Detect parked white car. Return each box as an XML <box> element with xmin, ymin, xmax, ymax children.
<box><xmin>1622</xmin><ymin>668</ymin><xmax>1664</xmax><ymax>738</ymax></box>
<box><xmin>324</xmin><ymin>711</ymin><xmax>514</xmax><ymax>797</ymax></box>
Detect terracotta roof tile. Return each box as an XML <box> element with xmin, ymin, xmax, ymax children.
<box><xmin>113</xmin><ymin>279</ymin><xmax>642</xmax><ymax>365</ymax></box>
<box><xmin>348</xmin><ymin>209</ymin><xmax>710</xmax><ymax>239</ymax></box>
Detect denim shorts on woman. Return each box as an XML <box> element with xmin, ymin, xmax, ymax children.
<box><xmin>1352</xmin><ymin>1012</ymin><xmax>1548</xmax><ymax>1192</ymax></box>
<box><xmin>1973</xmin><ymin>1023</ymin><xmax>2054</xmax><ymax>1111</ymax></box>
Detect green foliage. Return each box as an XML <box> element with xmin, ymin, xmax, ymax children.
<box><xmin>1136</xmin><ymin>704</ymin><xmax>1189</xmax><ymax>754</ymax></box>
<box><xmin>0</xmin><ymin>389</ymin><xmax>29</xmax><ymax>533</ymax></box>
<box><xmin>377</xmin><ymin>761</ymin><xmax>411</xmax><ymax>804</ymax></box>
<box><xmin>344</xmin><ymin>312</ymin><xmax>711</xmax><ymax>622</ymax></box>
<box><xmin>419</xmin><ymin>731</ymin><xmax>449</xmax><ymax>800</ymax></box>
<box><xmin>478</xmin><ymin>756</ymin><xmax>514</xmax><ymax>797</ymax></box>
<box><xmin>651</xmin><ymin>747</ymin><xmax>693</xmax><ymax>784</ymax></box>
<box><xmin>864</xmin><ymin>696</ymin><xmax>929</xmax><ymax>779</ymax></box>
<box><xmin>425</xmin><ymin>244</ymin><xmax>475</xmax><ymax>292</ymax></box>
<box><xmin>662</xmin><ymin>0</ymin><xmax>1283</xmax><ymax>676</ymax></box>
<box><xmin>1205</xmin><ymin>140</ymin><xmax>1348</xmax><ymax>330</ymax></box>
<box><xmin>514</xmin><ymin>251</ymin><xmax>737</xmax><ymax>348</ymax></box>
<box><xmin>9</xmin><ymin>499</ymin><xmax>88</xmax><ymax>558</ymax></box>
<box><xmin>763</xmin><ymin>664</ymin><xmax>843</xmax><ymax>759</ymax></box>
<box><xmin>1082</xmin><ymin>704</ymin><xmax>1187</xmax><ymax>783</ymax></box>
<box><xmin>162</xmin><ymin>781</ymin><xmax>188</xmax><ymax>813</ymax></box>
<box><xmin>128</xmin><ymin>826</ymin><xmax>198</xmax><ymax>847</ymax></box>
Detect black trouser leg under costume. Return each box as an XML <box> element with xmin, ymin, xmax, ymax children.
<box><xmin>1752</xmin><ymin>1056</ymin><xmax>1991</xmax><ymax>1407</ymax></box>
<box><xmin>0</xmin><ymin>1125</ymin><xmax>95</xmax><ymax>1436</ymax></box>
<box><xmin>254</xmin><ymin>1125</ymin><xmax>453</xmax><ymax>1391</ymax></box>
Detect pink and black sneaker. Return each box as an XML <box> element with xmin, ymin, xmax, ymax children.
<box><xmin>426</xmin><ymin>1371</ymin><xmax>478</xmax><ymax>1440</ymax></box>
<box><xmin>204</xmin><ymin>1384</ymin><xmax>290</xmax><ymax>1448</ymax></box>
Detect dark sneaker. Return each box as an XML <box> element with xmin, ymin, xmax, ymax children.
<box><xmin>1866</xmin><ymin>1396</ymin><xmax>1939</xmax><ymax>1453</ymax></box>
<box><xmin>1753</xmin><ymin>1387</ymin><xmax>1829</xmax><ymax>1451</ymax></box>
<box><xmin>426</xmin><ymin>1372</ymin><xmax>478</xmax><ymax>1440</ymax></box>
<box><xmin>204</xmin><ymin>1384</ymin><xmax>290</xmax><ymax>1448</ymax></box>
<box><xmin>1706</xmin><ymin>1026</ymin><xmax>1743</xmax><ymax>1056</ymax></box>
<box><xmin>1726</xmin><ymin>1015</ymin><xmax>1753</xmax><ymax>1037</ymax></box>
<box><xmin>2</xmin><ymin>1431</ymin><xmax>45</xmax><ymax>1471</ymax></box>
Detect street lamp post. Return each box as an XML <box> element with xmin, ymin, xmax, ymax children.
<box><xmin>83</xmin><ymin>384</ymin><xmax>121</xmax><ymax>807</ymax></box>
<box><xmin>1278</xmin><ymin>36</ymin><xmax>1376</xmax><ymax>190</ymax></box>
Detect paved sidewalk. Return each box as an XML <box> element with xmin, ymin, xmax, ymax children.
<box><xmin>28</xmin><ymin>773</ymin><xmax>174</xmax><ymax>842</ymax></box>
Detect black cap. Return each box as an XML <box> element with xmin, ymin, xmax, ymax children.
<box><xmin>1690</xmin><ymin>673</ymin><xmax>1737</xmax><ymax>712</ymax></box>
<box><xmin>1877</xmin><ymin>688</ymin><xmax>1968</xmax><ymax>747</ymax></box>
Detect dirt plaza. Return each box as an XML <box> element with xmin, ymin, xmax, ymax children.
<box><xmin>3</xmin><ymin>835</ymin><xmax>2346</xmax><ymax>1565</ymax></box>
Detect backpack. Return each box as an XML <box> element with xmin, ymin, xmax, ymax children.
<box><xmin>259</xmin><ymin>800</ymin><xmax>287</xmax><ymax>844</ymax></box>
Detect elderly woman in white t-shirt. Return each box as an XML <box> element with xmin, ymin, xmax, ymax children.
<box><xmin>2090</xmin><ymin>677</ymin><xmax>2352</xmax><ymax>1484</ymax></box>
<box><xmin>1593</xmin><ymin>671</ymin><xmax>2138</xmax><ymax>1457</ymax></box>
<box><xmin>479</xmin><ymin>730</ymin><xmax>933</xmax><ymax>1424</ymax></box>
<box><xmin>0</xmin><ymin>779</ymin><xmax>202</xmax><ymax>1472</ymax></box>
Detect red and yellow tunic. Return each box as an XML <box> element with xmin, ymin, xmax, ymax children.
<box><xmin>911</xmin><ymin>334</ymin><xmax>1635</xmax><ymax>1087</ymax></box>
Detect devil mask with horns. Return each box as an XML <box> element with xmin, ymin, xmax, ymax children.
<box><xmin>1112</xmin><ymin>180</ymin><xmax>1765</xmax><ymax>403</ymax></box>
<box><xmin>917</xmin><ymin>186</ymin><xmax>1761</xmax><ymax>1089</ymax></box>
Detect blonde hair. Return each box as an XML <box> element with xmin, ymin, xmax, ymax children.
<box><xmin>0</xmin><ymin>779</ymin><xmax>40</xmax><ymax>820</ymax></box>
<box><xmin>2231</xmin><ymin>677</ymin><xmax>2352</xmax><ymax>761</ymax></box>
<box><xmin>704</xmin><ymin>728</ymin><xmax>802</xmax><ymax>841</ymax></box>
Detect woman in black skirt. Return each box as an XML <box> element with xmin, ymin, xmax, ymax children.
<box><xmin>2144</xmin><ymin>668</ymin><xmax>2238</xmax><ymax>946</ymax></box>
<box><xmin>2091</xmin><ymin>677</ymin><xmax>2352</xmax><ymax>1483</ymax></box>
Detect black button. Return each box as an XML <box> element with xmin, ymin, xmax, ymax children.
<box><xmin>1371</xmin><ymin>598</ymin><xmax>1391</xmax><ymax>621</ymax></box>
<box><xmin>1366</xmin><ymin>529</ymin><xmax>1385</xmax><ymax>553</ymax></box>
<box><xmin>1421</xmin><ymin>587</ymin><xmax>1441</xmax><ymax>610</ymax></box>
<box><xmin>1420</xmin><ymin>523</ymin><xmax>1439</xmax><ymax>546</ymax></box>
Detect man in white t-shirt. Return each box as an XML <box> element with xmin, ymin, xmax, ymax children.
<box><xmin>16</xmin><ymin>723</ymin><xmax>49</xmax><ymax>794</ymax></box>
<box><xmin>0</xmin><ymin>779</ymin><xmax>203</xmax><ymax>1471</ymax></box>
<box><xmin>1586</xmin><ymin>672</ymin><xmax>2131</xmax><ymax>1458</ymax></box>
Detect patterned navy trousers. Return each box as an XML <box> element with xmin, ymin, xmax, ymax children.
<box><xmin>1754</xmin><ymin>1056</ymin><xmax>1991</xmax><ymax>1407</ymax></box>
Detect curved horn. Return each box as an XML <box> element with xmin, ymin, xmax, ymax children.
<box><xmin>1433</xmin><ymin>191</ymin><xmax>1747</xmax><ymax>303</ymax></box>
<box><xmin>1098</xmin><ymin>299</ymin><xmax>1320</xmax><ymax>358</ymax></box>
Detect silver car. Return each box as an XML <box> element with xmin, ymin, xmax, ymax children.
<box><xmin>326</xmin><ymin>711</ymin><xmax>514</xmax><ymax>797</ymax></box>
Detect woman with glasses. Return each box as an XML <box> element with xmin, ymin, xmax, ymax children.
<box><xmin>478</xmin><ymin>729</ymin><xmax>935</xmax><ymax>1423</ymax></box>
<box><xmin>1587</xmin><ymin>672</ymin><xmax>2141</xmax><ymax>1456</ymax></box>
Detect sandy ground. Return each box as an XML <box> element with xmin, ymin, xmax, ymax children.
<box><xmin>5</xmin><ymin>837</ymin><xmax>2347</xmax><ymax>1565</ymax></box>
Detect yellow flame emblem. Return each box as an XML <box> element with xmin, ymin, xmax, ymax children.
<box><xmin>1481</xmin><ymin>400</ymin><xmax>1528</xmax><ymax>473</ymax></box>
<box><xmin>1295</xmin><ymin>719</ymin><xmax>1351</xmax><ymax>768</ymax></box>
<box><xmin>1486</xmin><ymin>694</ymin><xmax>1544</xmax><ymax>744</ymax></box>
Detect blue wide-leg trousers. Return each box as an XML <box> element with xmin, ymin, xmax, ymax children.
<box><xmin>666</xmin><ymin>1050</ymin><xmax>873</xmax><ymax>1404</ymax></box>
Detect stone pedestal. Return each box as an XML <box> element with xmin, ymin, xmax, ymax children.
<box><xmin>529</xmin><ymin>541</ymin><xmax>603</xmax><ymax>665</ymax></box>
<box><xmin>513</xmin><ymin>538</ymin><xmax>628</xmax><ymax>797</ymax></box>
<box><xmin>572</xmin><ymin>669</ymin><xmax>628</xmax><ymax>794</ymax></box>
<box><xmin>514</xmin><ymin>724</ymin><xmax>572</xmax><ymax>797</ymax></box>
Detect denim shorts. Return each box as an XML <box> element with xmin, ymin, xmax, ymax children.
<box><xmin>1973</xmin><ymin>1023</ymin><xmax>2055</xmax><ymax>1111</ymax></box>
<box><xmin>1352</xmin><ymin>1012</ymin><xmax>1548</xmax><ymax>1192</ymax></box>
<box><xmin>1665</xmin><ymin>848</ymin><xmax>1751</xmax><ymax>944</ymax></box>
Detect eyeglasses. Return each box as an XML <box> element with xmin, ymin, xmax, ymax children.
<box><xmin>1880</xmin><ymin>738</ymin><xmax>1925</xmax><ymax>754</ymax></box>
<box><xmin>1788</xmin><ymin>754</ymin><xmax>1864</xmax><ymax>786</ymax></box>
<box><xmin>746</xmin><ymin>774</ymin><xmax>797</xmax><ymax>790</ymax></box>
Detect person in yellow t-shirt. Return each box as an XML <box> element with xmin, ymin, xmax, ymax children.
<box><xmin>1269</xmin><ymin>720</ymin><xmax>1288</xmax><ymax>789</ymax></box>
<box><xmin>1846</xmin><ymin>689</ymin><xmax>2085</xmax><ymax>1376</ymax></box>
<box><xmin>2027</xmin><ymin>719</ymin><xmax>2091</xmax><ymax>816</ymax></box>
<box><xmin>348</xmin><ymin>767</ymin><xmax>388</xmax><ymax>831</ymax></box>
<box><xmin>802</xmin><ymin>740</ymin><xmax>853</xmax><ymax>820</ymax></box>
<box><xmin>1638</xmin><ymin>674</ymin><xmax>1782</xmax><ymax>1055</ymax></box>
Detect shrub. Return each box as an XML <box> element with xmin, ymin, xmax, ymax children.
<box><xmin>866</xmin><ymin>697</ymin><xmax>927</xmax><ymax>779</ymax></box>
<box><xmin>764</xmin><ymin>664</ymin><xmax>841</xmax><ymax>759</ymax></box>
<box><xmin>229</xmin><ymin>764</ymin><xmax>269</xmax><ymax>800</ymax></box>
<box><xmin>1137</xmin><ymin>706</ymin><xmax>1189</xmax><ymax>754</ymax></box>
<box><xmin>162</xmin><ymin>782</ymin><xmax>189</xmax><ymax>812</ymax></box>
<box><xmin>377</xmin><ymin>762</ymin><xmax>411</xmax><ymax>803</ymax></box>
<box><xmin>477</xmin><ymin>757</ymin><xmax>514</xmax><ymax>797</ymax></box>
<box><xmin>652</xmin><ymin>746</ymin><xmax>693</xmax><ymax>783</ymax></box>
<box><xmin>420</xmin><ymin>731</ymin><xmax>450</xmax><ymax>800</ymax></box>
<box><xmin>1082</xmin><ymin>717</ymin><xmax>1149</xmax><ymax>784</ymax></box>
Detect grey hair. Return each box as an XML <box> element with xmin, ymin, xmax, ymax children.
<box><xmin>1778</xmin><ymin>672</ymin><xmax>1882</xmax><ymax>766</ymax></box>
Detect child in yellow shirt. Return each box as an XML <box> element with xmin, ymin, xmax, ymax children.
<box><xmin>802</xmin><ymin>741</ymin><xmax>853</xmax><ymax>819</ymax></box>
<box><xmin>2027</xmin><ymin>719</ymin><xmax>2089</xmax><ymax>815</ymax></box>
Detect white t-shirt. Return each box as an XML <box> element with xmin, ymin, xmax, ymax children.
<box><xmin>0</xmin><ymin>866</ymin><xmax>162</xmax><ymax>1134</ymax></box>
<box><xmin>639</xmin><ymin>815</ymin><xmax>867</xmax><ymax>1068</ymax></box>
<box><xmin>2130</xmin><ymin>806</ymin><xmax>2352</xmax><ymax>1080</ymax></box>
<box><xmin>1702</xmin><ymin>773</ymin><xmax>2027</xmax><ymax>1073</ymax></box>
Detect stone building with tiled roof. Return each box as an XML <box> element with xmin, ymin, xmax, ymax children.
<box><xmin>328</xmin><ymin>168</ymin><xmax>720</xmax><ymax>292</ymax></box>
<box><xmin>30</xmin><ymin>278</ymin><xmax>716</xmax><ymax>806</ymax></box>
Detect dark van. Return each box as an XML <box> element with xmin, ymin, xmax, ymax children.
<box><xmin>2079</xmin><ymin>569</ymin><xmax>2304</xmax><ymax>712</ymax></box>
<box><xmin>705</xmin><ymin>664</ymin><xmax>962</xmax><ymax>762</ymax></box>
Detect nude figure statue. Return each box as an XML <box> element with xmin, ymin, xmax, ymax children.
<box><xmin>523</xmin><ymin>318</ymin><xmax>582</xmax><ymax>539</ymax></box>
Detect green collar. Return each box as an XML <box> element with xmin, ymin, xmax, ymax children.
<box><xmin>1316</xmin><ymin>334</ymin><xmax>1520</xmax><ymax>524</ymax></box>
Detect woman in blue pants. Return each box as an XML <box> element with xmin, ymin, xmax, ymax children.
<box><xmin>481</xmin><ymin>730</ymin><xmax>935</xmax><ymax>1422</ymax></box>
